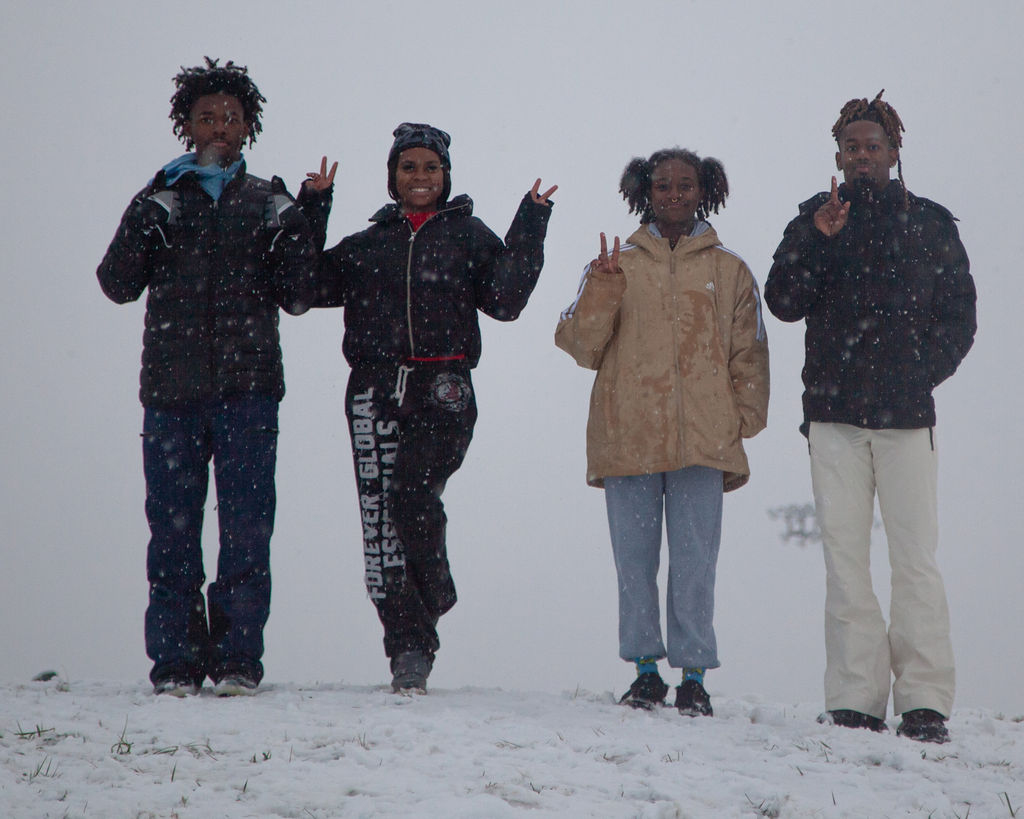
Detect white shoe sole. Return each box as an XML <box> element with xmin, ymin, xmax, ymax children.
<box><xmin>214</xmin><ymin>679</ymin><xmax>258</xmax><ymax>697</ymax></box>
<box><xmin>154</xmin><ymin>682</ymin><xmax>199</xmax><ymax>697</ymax></box>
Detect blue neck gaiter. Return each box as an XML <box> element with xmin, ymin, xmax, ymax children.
<box><xmin>158</xmin><ymin>153</ymin><xmax>244</xmax><ymax>201</ymax></box>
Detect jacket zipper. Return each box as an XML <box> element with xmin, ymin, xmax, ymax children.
<box><xmin>401</xmin><ymin>202</ymin><xmax>464</xmax><ymax>360</ymax></box>
<box><xmin>207</xmin><ymin>197</ymin><xmax>219</xmax><ymax>399</ymax></box>
<box><xmin>668</xmin><ymin>250</ymin><xmax>685</xmax><ymax>449</ymax></box>
<box><xmin>405</xmin><ymin>228</ymin><xmax>417</xmax><ymax>357</ymax></box>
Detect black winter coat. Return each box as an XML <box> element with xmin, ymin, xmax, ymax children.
<box><xmin>765</xmin><ymin>180</ymin><xmax>976</xmax><ymax>433</ymax></box>
<box><xmin>315</xmin><ymin>193</ymin><xmax>551</xmax><ymax>369</ymax></box>
<box><xmin>97</xmin><ymin>164</ymin><xmax>317</xmax><ymax>408</ymax></box>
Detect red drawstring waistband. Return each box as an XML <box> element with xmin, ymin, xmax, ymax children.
<box><xmin>408</xmin><ymin>355</ymin><xmax>466</xmax><ymax>362</ymax></box>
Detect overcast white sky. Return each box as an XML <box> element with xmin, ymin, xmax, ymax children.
<box><xmin>2</xmin><ymin>0</ymin><xmax>1021</xmax><ymax>715</ymax></box>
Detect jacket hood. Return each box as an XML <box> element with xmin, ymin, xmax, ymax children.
<box><xmin>369</xmin><ymin>193</ymin><xmax>473</xmax><ymax>224</ymax></box>
<box><xmin>626</xmin><ymin>222</ymin><xmax>722</xmax><ymax>260</ymax></box>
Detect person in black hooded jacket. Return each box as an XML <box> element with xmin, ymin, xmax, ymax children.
<box><xmin>311</xmin><ymin>123</ymin><xmax>556</xmax><ymax>693</ymax></box>
<box><xmin>97</xmin><ymin>59</ymin><xmax>330</xmax><ymax>698</ymax></box>
<box><xmin>765</xmin><ymin>92</ymin><xmax>976</xmax><ymax>744</ymax></box>
<box><xmin>766</xmin><ymin>173</ymin><xmax>974</xmax><ymax>434</ymax></box>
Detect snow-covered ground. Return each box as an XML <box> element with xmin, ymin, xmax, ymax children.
<box><xmin>1</xmin><ymin>677</ymin><xmax>1021</xmax><ymax>818</ymax></box>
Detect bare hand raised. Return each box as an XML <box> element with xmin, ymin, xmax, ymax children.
<box><xmin>304</xmin><ymin>156</ymin><xmax>338</xmax><ymax>193</ymax></box>
<box><xmin>530</xmin><ymin>178</ymin><xmax>558</xmax><ymax>206</ymax></box>
<box><xmin>591</xmin><ymin>232</ymin><xmax>623</xmax><ymax>276</ymax></box>
<box><xmin>813</xmin><ymin>176</ymin><xmax>851</xmax><ymax>237</ymax></box>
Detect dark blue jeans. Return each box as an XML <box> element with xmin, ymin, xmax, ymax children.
<box><xmin>142</xmin><ymin>395</ymin><xmax>278</xmax><ymax>685</ymax></box>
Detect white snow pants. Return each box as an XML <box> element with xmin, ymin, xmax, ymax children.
<box><xmin>809</xmin><ymin>422</ymin><xmax>954</xmax><ymax>719</ymax></box>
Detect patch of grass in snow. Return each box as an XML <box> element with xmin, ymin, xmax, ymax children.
<box><xmin>149</xmin><ymin>740</ymin><xmax>217</xmax><ymax>759</ymax></box>
<box><xmin>14</xmin><ymin>721</ymin><xmax>83</xmax><ymax>747</ymax></box>
<box><xmin>15</xmin><ymin>722</ymin><xmax>55</xmax><ymax>740</ymax></box>
<box><xmin>24</xmin><ymin>754</ymin><xmax>60</xmax><ymax>783</ymax></box>
<box><xmin>351</xmin><ymin>732</ymin><xmax>371</xmax><ymax>750</ymax></box>
<box><xmin>110</xmin><ymin>718</ymin><xmax>132</xmax><ymax>755</ymax></box>
<box><xmin>745</xmin><ymin>793</ymin><xmax>785</xmax><ymax>817</ymax></box>
<box><xmin>793</xmin><ymin>737</ymin><xmax>834</xmax><ymax>761</ymax></box>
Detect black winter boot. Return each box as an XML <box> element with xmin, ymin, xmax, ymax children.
<box><xmin>390</xmin><ymin>651</ymin><xmax>434</xmax><ymax>694</ymax></box>
<box><xmin>619</xmin><ymin>672</ymin><xmax>669</xmax><ymax>710</ymax></box>
<box><xmin>896</xmin><ymin>709</ymin><xmax>949</xmax><ymax>744</ymax></box>
<box><xmin>674</xmin><ymin>679</ymin><xmax>713</xmax><ymax>717</ymax></box>
<box><xmin>818</xmin><ymin>709</ymin><xmax>888</xmax><ymax>733</ymax></box>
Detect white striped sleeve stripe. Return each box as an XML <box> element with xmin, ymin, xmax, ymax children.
<box><xmin>559</xmin><ymin>263</ymin><xmax>592</xmax><ymax>321</ymax></box>
<box><xmin>717</xmin><ymin>246</ymin><xmax>766</xmax><ymax>342</ymax></box>
<box><xmin>560</xmin><ymin>243</ymin><xmax>636</xmax><ymax>321</ymax></box>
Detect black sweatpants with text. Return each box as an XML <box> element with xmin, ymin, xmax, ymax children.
<box><xmin>345</xmin><ymin>361</ymin><xmax>477</xmax><ymax>659</ymax></box>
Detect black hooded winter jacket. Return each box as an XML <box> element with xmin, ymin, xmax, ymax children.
<box><xmin>97</xmin><ymin>164</ymin><xmax>318</xmax><ymax>408</ymax></box>
<box><xmin>313</xmin><ymin>193</ymin><xmax>552</xmax><ymax>369</ymax></box>
<box><xmin>765</xmin><ymin>180</ymin><xmax>976</xmax><ymax>433</ymax></box>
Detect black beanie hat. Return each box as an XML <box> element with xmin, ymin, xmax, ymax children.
<box><xmin>388</xmin><ymin>122</ymin><xmax>452</xmax><ymax>167</ymax></box>
<box><xmin>387</xmin><ymin>122</ymin><xmax>453</xmax><ymax>204</ymax></box>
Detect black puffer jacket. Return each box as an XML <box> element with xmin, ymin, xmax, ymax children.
<box><xmin>315</xmin><ymin>193</ymin><xmax>552</xmax><ymax>369</ymax></box>
<box><xmin>765</xmin><ymin>180</ymin><xmax>976</xmax><ymax>433</ymax></box>
<box><xmin>98</xmin><ymin>164</ymin><xmax>317</xmax><ymax>408</ymax></box>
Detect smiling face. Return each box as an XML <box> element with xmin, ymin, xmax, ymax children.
<box><xmin>649</xmin><ymin>158</ymin><xmax>703</xmax><ymax>236</ymax></box>
<box><xmin>183</xmin><ymin>93</ymin><xmax>247</xmax><ymax>167</ymax></box>
<box><xmin>393</xmin><ymin>147</ymin><xmax>446</xmax><ymax>213</ymax></box>
<box><xmin>835</xmin><ymin>119</ymin><xmax>898</xmax><ymax>190</ymax></box>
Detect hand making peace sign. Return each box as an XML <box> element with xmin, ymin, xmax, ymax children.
<box><xmin>591</xmin><ymin>232</ymin><xmax>623</xmax><ymax>276</ymax></box>
<box><xmin>304</xmin><ymin>156</ymin><xmax>338</xmax><ymax>193</ymax></box>
<box><xmin>530</xmin><ymin>178</ymin><xmax>558</xmax><ymax>207</ymax></box>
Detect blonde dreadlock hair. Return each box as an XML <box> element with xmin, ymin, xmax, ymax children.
<box><xmin>832</xmin><ymin>89</ymin><xmax>908</xmax><ymax>205</ymax></box>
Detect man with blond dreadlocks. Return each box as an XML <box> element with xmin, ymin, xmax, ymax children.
<box><xmin>765</xmin><ymin>92</ymin><xmax>976</xmax><ymax>743</ymax></box>
<box><xmin>98</xmin><ymin>59</ymin><xmax>334</xmax><ymax>698</ymax></box>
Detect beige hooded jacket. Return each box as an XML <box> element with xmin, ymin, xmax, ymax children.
<box><xmin>556</xmin><ymin>223</ymin><xmax>769</xmax><ymax>491</ymax></box>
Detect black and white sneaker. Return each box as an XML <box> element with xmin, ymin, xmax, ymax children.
<box><xmin>153</xmin><ymin>678</ymin><xmax>199</xmax><ymax>697</ymax></box>
<box><xmin>213</xmin><ymin>675</ymin><xmax>259</xmax><ymax>697</ymax></box>
<box><xmin>896</xmin><ymin>709</ymin><xmax>949</xmax><ymax>744</ymax></box>
<box><xmin>818</xmin><ymin>709</ymin><xmax>888</xmax><ymax>733</ymax></box>
<box><xmin>674</xmin><ymin>679</ymin><xmax>713</xmax><ymax>717</ymax></box>
<box><xmin>619</xmin><ymin>672</ymin><xmax>669</xmax><ymax>710</ymax></box>
<box><xmin>391</xmin><ymin>651</ymin><xmax>433</xmax><ymax>694</ymax></box>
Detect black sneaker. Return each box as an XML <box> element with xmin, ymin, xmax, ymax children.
<box><xmin>818</xmin><ymin>709</ymin><xmax>888</xmax><ymax>732</ymax></box>
<box><xmin>896</xmin><ymin>709</ymin><xmax>949</xmax><ymax>744</ymax></box>
<box><xmin>391</xmin><ymin>651</ymin><xmax>433</xmax><ymax>694</ymax></box>
<box><xmin>619</xmin><ymin>672</ymin><xmax>669</xmax><ymax>710</ymax></box>
<box><xmin>674</xmin><ymin>679</ymin><xmax>713</xmax><ymax>717</ymax></box>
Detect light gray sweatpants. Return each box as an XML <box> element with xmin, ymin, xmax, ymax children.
<box><xmin>809</xmin><ymin>422</ymin><xmax>955</xmax><ymax>719</ymax></box>
<box><xmin>604</xmin><ymin>466</ymin><xmax>723</xmax><ymax>670</ymax></box>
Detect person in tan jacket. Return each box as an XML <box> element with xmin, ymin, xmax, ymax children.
<box><xmin>556</xmin><ymin>148</ymin><xmax>769</xmax><ymax>716</ymax></box>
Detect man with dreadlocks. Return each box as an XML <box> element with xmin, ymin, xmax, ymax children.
<box><xmin>97</xmin><ymin>58</ymin><xmax>334</xmax><ymax>697</ymax></box>
<box><xmin>765</xmin><ymin>92</ymin><xmax>976</xmax><ymax>743</ymax></box>
<box><xmin>557</xmin><ymin>148</ymin><xmax>769</xmax><ymax>717</ymax></box>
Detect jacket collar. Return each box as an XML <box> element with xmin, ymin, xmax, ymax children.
<box><xmin>628</xmin><ymin>221</ymin><xmax>720</xmax><ymax>258</ymax></box>
<box><xmin>370</xmin><ymin>193</ymin><xmax>473</xmax><ymax>225</ymax></box>
<box><xmin>152</xmin><ymin>159</ymin><xmax>247</xmax><ymax>195</ymax></box>
<box><xmin>838</xmin><ymin>178</ymin><xmax>905</xmax><ymax>209</ymax></box>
